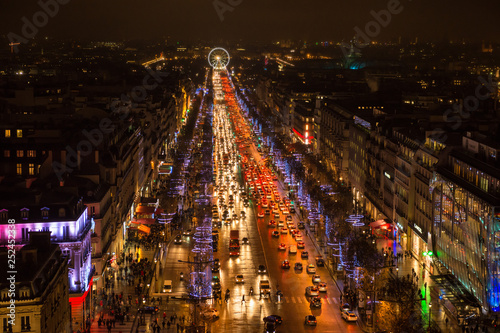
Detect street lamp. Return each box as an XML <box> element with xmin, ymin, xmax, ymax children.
<box><xmin>428</xmin><ymin>302</ymin><xmax>432</xmax><ymax>330</ymax></box>
<box><xmin>396</xmin><ymin>267</ymin><xmax>399</xmax><ymax>278</ymax></box>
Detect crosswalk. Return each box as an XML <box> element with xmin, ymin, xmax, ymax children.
<box><xmin>223</xmin><ymin>295</ymin><xmax>340</xmax><ymax>306</ymax></box>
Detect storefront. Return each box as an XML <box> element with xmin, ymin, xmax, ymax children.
<box><xmin>410</xmin><ymin>224</ymin><xmax>434</xmax><ymax>274</ymax></box>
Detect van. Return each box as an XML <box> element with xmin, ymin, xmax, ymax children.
<box><xmin>289</xmin><ymin>245</ymin><xmax>297</xmax><ymax>254</ymax></box>
<box><xmin>163</xmin><ymin>280</ymin><xmax>172</xmax><ymax>293</ymax></box>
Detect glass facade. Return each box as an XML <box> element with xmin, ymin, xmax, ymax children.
<box><xmin>432</xmin><ymin>173</ymin><xmax>500</xmax><ymax>313</ymax></box>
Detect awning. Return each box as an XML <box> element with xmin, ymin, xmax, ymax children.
<box><xmin>138</xmin><ymin>225</ymin><xmax>151</xmax><ymax>234</ymax></box>
<box><xmin>136</xmin><ymin>205</ymin><xmax>155</xmax><ymax>214</ymax></box>
<box><xmin>131</xmin><ymin>218</ymin><xmax>156</xmax><ymax>224</ymax></box>
<box><xmin>370</xmin><ymin>220</ymin><xmax>386</xmax><ymax>228</ymax></box>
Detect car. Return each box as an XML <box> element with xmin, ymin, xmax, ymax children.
<box><xmin>278</xmin><ymin>243</ymin><xmax>286</xmax><ymax>251</ymax></box>
<box><xmin>277</xmin><ymin>221</ymin><xmax>284</xmax><ymax>228</ymax></box>
<box><xmin>297</xmin><ymin>241</ymin><xmax>305</xmax><ymax>249</ymax></box>
<box><xmin>242</xmin><ymin>237</ymin><xmax>249</xmax><ymax>244</ymax></box>
<box><xmin>212</xmin><ymin>281</ymin><xmax>221</xmax><ymax>291</ymax></box>
<box><xmin>257</xmin><ymin>211</ymin><xmax>265</xmax><ymax>218</ymax></box>
<box><xmin>183</xmin><ymin>229</ymin><xmax>192</xmax><ymax>236</ymax></box>
<box><xmin>141</xmin><ymin>306</ymin><xmax>159</xmax><ymax>314</ymax></box>
<box><xmin>174</xmin><ymin>235</ymin><xmax>182</xmax><ymax>244</ymax></box>
<box><xmin>264</xmin><ymin>321</ymin><xmax>276</xmax><ymax>333</ymax></box>
<box><xmin>258</xmin><ymin>265</ymin><xmax>267</xmax><ymax>274</ymax></box>
<box><xmin>280</xmin><ymin>227</ymin><xmax>288</xmax><ymax>234</ymax></box>
<box><xmin>312</xmin><ymin>274</ymin><xmax>321</xmax><ymax>283</ymax></box>
<box><xmin>281</xmin><ymin>260</ymin><xmax>291</xmax><ymax>269</ymax></box>
<box><xmin>261</xmin><ymin>201</ymin><xmax>268</xmax><ymax>208</ymax></box>
<box><xmin>272</xmin><ymin>230</ymin><xmax>280</xmax><ymax>237</ymax></box>
<box><xmin>301</xmin><ymin>251</ymin><xmax>309</xmax><ymax>259</ymax></box>
<box><xmin>211</xmin><ymin>275</ymin><xmax>220</xmax><ymax>286</ymax></box>
<box><xmin>286</xmin><ymin>215</ymin><xmax>292</xmax><ymax>221</ymax></box>
<box><xmin>298</xmin><ymin>222</ymin><xmax>305</xmax><ymax>229</ymax></box>
<box><xmin>268</xmin><ymin>220</ymin><xmax>276</xmax><ymax>228</ymax></box>
<box><xmin>318</xmin><ymin>282</ymin><xmax>327</xmax><ymax>292</ymax></box>
<box><xmin>306</xmin><ymin>264</ymin><xmax>316</xmax><ymax>274</ymax></box>
<box><xmin>235</xmin><ymin>275</ymin><xmax>245</xmax><ymax>283</ymax></box>
<box><xmin>295</xmin><ymin>236</ymin><xmax>303</xmax><ymax>242</ymax></box>
<box><xmin>201</xmin><ymin>308</ymin><xmax>219</xmax><ymax>320</ymax></box>
<box><xmin>304</xmin><ymin>315</ymin><xmax>317</xmax><ymax>326</ymax></box>
<box><xmin>263</xmin><ymin>315</ymin><xmax>282</xmax><ymax>324</ymax></box>
<box><xmin>341</xmin><ymin>303</ymin><xmax>351</xmax><ymax>312</ymax></box>
<box><xmin>305</xmin><ymin>286</ymin><xmax>319</xmax><ymax>297</ymax></box>
<box><xmin>274</xmin><ymin>212</ymin><xmax>280</xmax><ymax>218</ymax></box>
<box><xmin>342</xmin><ymin>310</ymin><xmax>358</xmax><ymax>322</ymax></box>
<box><xmin>316</xmin><ymin>256</ymin><xmax>325</xmax><ymax>267</ymax></box>
<box><xmin>310</xmin><ymin>296</ymin><xmax>322</xmax><ymax>308</ymax></box>
<box><xmin>294</xmin><ymin>262</ymin><xmax>303</xmax><ymax>271</ymax></box>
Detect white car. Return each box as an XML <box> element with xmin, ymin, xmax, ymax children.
<box><xmin>342</xmin><ymin>310</ymin><xmax>358</xmax><ymax>322</ymax></box>
<box><xmin>281</xmin><ymin>227</ymin><xmax>288</xmax><ymax>234</ymax></box>
<box><xmin>201</xmin><ymin>308</ymin><xmax>219</xmax><ymax>320</ymax></box>
<box><xmin>305</xmin><ymin>286</ymin><xmax>319</xmax><ymax>297</ymax></box>
<box><xmin>306</xmin><ymin>264</ymin><xmax>316</xmax><ymax>274</ymax></box>
<box><xmin>277</xmin><ymin>221</ymin><xmax>284</xmax><ymax>228</ymax></box>
<box><xmin>318</xmin><ymin>282</ymin><xmax>327</xmax><ymax>292</ymax></box>
<box><xmin>312</xmin><ymin>275</ymin><xmax>321</xmax><ymax>283</ymax></box>
<box><xmin>257</xmin><ymin>212</ymin><xmax>265</xmax><ymax>218</ymax></box>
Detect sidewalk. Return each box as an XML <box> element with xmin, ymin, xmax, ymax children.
<box><xmin>90</xmin><ymin>242</ymin><xmax>157</xmax><ymax>333</ymax></box>
<box><xmin>376</xmin><ymin>237</ymin><xmax>462</xmax><ymax>333</ymax></box>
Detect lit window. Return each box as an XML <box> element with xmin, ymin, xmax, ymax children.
<box><xmin>16</xmin><ymin>129</ymin><xmax>22</xmax><ymax>138</ymax></box>
<box><xmin>4</xmin><ymin>150</ymin><xmax>10</xmax><ymax>157</ymax></box>
<box><xmin>27</xmin><ymin>150</ymin><xmax>36</xmax><ymax>157</ymax></box>
<box><xmin>17</xmin><ymin>150</ymin><xmax>24</xmax><ymax>157</ymax></box>
<box><xmin>5</xmin><ymin>129</ymin><xmax>11</xmax><ymax>138</ymax></box>
<box><xmin>16</xmin><ymin>164</ymin><xmax>22</xmax><ymax>175</ymax></box>
<box><xmin>28</xmin><ymin>163</ymin><xmax>34</xmax><ymax>176</ymax></box>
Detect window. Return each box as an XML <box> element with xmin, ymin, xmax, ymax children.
<box><xmin>41</xmin><ymin>208</ymin><xmax>49</xmax><ymax>219</ymax></box>
<box><xmin>3</xmin><ymin>150</ymin><xmax>10</xmax><ymax>158</ymax></box>
<box><xmin>16</xmin><ymin>163</ymin><xmax>22</xmax><ymax>175</ymax></box>
<box><xmin>20</xmin><ymin>208</ymin><xmax>29</xmax><ymax>220</ymax></box>
<box><xmin>28</xmin><ymin>164</ymin><xmax>34</xmax><ymax>176</ymax></box>
<box><xmin>27</xmin><ymin>150</ymin><xmax>36</xmax><ymax>157</ymax></box>
<box><xmin>0</xmin><ymin>210</ymin><xmax>7</xmax><ymax>222</ymax></box>
<box><xmin>58</xmin><ymin>208</ymin><xmax>66</xmax><ymax>217</ymax></box>
<box><xmin>21</xmin><ymin>316</ymin><xmax>30</xmax><ymax>331</ymax></box>
<box><xmin>16</xmin><ymin>129</ymin><xmax>22</xmax><ymax>138</ymax></box>
<box><xmin>4</xmin><ymin>129</ymin><xmax>10</xmax><ymax>138</ymax></box>
<box><xmin>22</xmin><ymin>228</ymin><xmax>29</xmax><ymax>240</ymax></box>
<box><xmin>17</xmin><ymin>150</ymin><xmax>24</xmax><ymax>157</ymax></box>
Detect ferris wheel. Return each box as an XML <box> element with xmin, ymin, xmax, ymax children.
<box><xmin>208</xmin><ymin>47</ymin><xmax>230</xmax><ymax>69</ymax></box>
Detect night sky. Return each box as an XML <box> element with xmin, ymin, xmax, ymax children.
<box><xmin>1</xmin><ymin>0</ymin><xmax>499</xmax><ymax>43</ymax></box>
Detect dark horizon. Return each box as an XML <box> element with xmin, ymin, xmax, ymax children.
<box><xmin>1</xmin><ymin>0</ymin><xmax>500</xmax><ymax>44</ymax></box>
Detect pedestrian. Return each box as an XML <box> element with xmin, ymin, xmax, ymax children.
<box><xmin>445</xmin><ymin>317</ymin><xmax>449</xmax><ymax>326</ymax></box>
<box><xmin>163</xmin><ymin>320</ymin><xmax>166</xmax><ymax>329</ymax></box>
<box><xmin>167</xmin><ymin>321</ymin><xmax>171</xmax><ymax>329</ymax></box>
